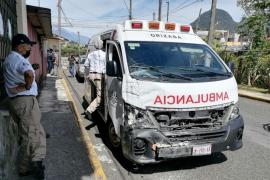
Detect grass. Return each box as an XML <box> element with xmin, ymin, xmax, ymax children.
<box><xmin>238</xmin><ymin>84</ymin><xmax>270</xmax><ymax>94</ymax></box>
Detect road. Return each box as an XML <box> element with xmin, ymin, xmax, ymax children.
<box><xmin>64</xmin><ymin>60</ymin><xmax>270</xmax><ymax>180</ymax></box>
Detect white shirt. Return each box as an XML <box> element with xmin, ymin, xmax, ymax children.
<box><xmin>3</xmin><ymin>51</ymin><xmax>38</xmax><ymax>97</ymax></box>
<box><xmin>84</xmin><ymin>50</ymin><xmax>106</xmax><ymax>74</ymax></box>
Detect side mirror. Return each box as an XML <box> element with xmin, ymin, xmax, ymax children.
<box><xmin>227</xmin><ymin>61</ymin><xmax>235</xmax><ymax>73</ymax></box>
<box><xmin>106</xmin><ymin>61</ymin><xmax>118</xmax><ymax>77</ymax></box>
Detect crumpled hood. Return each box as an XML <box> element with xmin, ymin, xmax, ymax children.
<box><xmin>122</xmin><ymin>76</ymin><xmax>238</xmax><ymax>110</ymax></box>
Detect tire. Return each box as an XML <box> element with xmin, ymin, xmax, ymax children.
<box><xmin>107</xmin><ymin>119</ymin><xmax>121</xmax><ymax>150</ymax></box>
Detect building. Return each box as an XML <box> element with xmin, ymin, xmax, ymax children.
<box><xmin>0</xmin><ymin>0</ymin><xmax>52</xmax><ymax>100</ymax></box>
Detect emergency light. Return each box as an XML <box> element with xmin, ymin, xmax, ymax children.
<box><xmin>148</xmin><ymin>22</ymin><xmax>160</xmax><ymax>30</ymax></box>
<box><xmin>181</xmin><ymin>25</ymin><xmax>190</xmax><ymax>32</ymax></box>
<box><xmin>165</xmin><ymin>23</ymin><xmax>176</xmax><ymax>30</ymax></box>
<box><xmin>132</xmin><ymin>22</ymin><xmax>143</xmax><ymax>29</ymax></box>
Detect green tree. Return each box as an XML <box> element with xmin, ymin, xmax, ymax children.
<box><xmin>61</xmin><ymin>43</ymin><xmax>87</xmax><ymax>57</ymax></box>
<box><xmin>237</xmin><ymin>0</ymin><xmax>270</xmax><ymax>88</ymax></box>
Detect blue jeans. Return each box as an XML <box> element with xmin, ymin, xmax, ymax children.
<box><xmin>69</xmin><ymin>64</ymin><xmax>75</xmax><ymax>76</ymax></box>
<box><xmin>48</xmin><ymin>61</ymin><xmax>53</xmax><ymax>73</ymax></box>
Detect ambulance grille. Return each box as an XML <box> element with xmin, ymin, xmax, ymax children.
<box><xmin>151</xmin><ymin>105</ymin><xmax>232</xmax><ymax>131</ymax></box>
<box><xmin>166</xmin><ymin>131</ymin><xmax>226</xmax><ymax>143</ymax></box>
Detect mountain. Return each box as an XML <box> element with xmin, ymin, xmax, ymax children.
<box><xmin>52</xmin><ymin>25</ymin><xmax>89</xmax><ymax>44</ymax></box>
<box><xmin>191</xmin><ymin>9</ymin><xmax>238</xmax><ymax>33</ymax></box>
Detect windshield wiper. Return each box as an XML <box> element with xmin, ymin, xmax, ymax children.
<box><xmin>161</xmin><ymin>72</ymin><xmax>193</xmax><ymax>80</ymax></box>
<box><xmin>129</xmin><ymin>64</ymin><xmax>193</xmax><ymax>80</ymax></box>
<box><xmin>194</xmin><ymin>68</ymin><xmax>231</xmax><ymax>77</ymax></box>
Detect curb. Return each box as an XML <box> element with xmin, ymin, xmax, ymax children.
<box><xmin>60</xmin><ymin>70</ymin><xmax>107</xmax><ymax>180</ymax></box>
<box><xmin>238</xmin><ymin>92</ymin><xmax>270</xmax><ymax>103</ymax></box>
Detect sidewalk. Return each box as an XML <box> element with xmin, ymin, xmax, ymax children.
<box><xmin>238</xmin><ymin>89</ymin><xmax>270</xmax><ymax>103</ymax></box>
<box><xmin>20</xmin><ymin>75</ymin><xmax>94</xmax><ymax>180</ymax></box>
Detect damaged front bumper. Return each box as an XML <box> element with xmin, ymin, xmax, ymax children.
<box><xmin>121</xmin><ymin>115</ymin><xmax>244</xmax><ymax>164</ymax></box>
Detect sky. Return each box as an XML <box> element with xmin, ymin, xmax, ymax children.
<box><xmin>26</xmin><ymin>0</ymin><xmax>245</xmax><ymax>38</ymax></box>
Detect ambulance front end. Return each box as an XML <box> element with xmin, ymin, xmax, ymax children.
<box><xmin>111</xmin><ymin>21</ymin><xmax>244</xmax><ymax>164</ymax></box>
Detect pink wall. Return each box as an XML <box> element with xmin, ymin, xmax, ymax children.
<box><xmin>27</xmin><ymin>20</ymin><xmax>46</xmax><ymax>83</ymax></box>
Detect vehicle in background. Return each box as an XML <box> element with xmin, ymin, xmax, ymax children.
<box><xmin>83</xmin><ymin>20</ymin><xmax>244</xmax><ymax>165</ymax></box>
<box><xmin>75</xmin><ymin>56</ymin><xmax>86</xmax><ymax>83</ymax></box>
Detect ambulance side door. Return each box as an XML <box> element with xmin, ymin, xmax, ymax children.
<box><xmin>105</xmin><ymin>41</ymin><xmax>124</xmax><ymax>136</ymax></box>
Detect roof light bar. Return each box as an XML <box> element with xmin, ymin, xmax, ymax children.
<box><xmin>131</xmin><ymin>22</ymin><xmax>143</xmax><ymax>29</ymax></box>
<box><xmin>165</xmin><ymin>23</ymin><xmax>176</xmax><ymax>30</ymax></box>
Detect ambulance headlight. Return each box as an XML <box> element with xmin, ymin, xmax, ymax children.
<box><xmin>229</xmin><ymin>104</ymin><xmax>240</xmax><ymax>120</ymax></box>
<box><xmin>124</xmin><ymin>103</ymin><xmax>155</xmax><ymax>128</ymax></box>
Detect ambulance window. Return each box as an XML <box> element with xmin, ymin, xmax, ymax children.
<box><xmin>109</xmin><ymin>44</ymin><xmax>122</xmax><ymax>77</ymax></box>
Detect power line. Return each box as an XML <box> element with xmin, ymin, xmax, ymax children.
<box><xmin>52</xmin><ymin>23</ymin><xmax>117</xmax><ymax>29</ymax></box>
<box><xmin>64</xmin><ymin>0</ymin><xmax>128</xmax><ymax>20</ymax></box>
<box><xmin>168</xmin><ymin>0</ymin><xmax>202</xmax><ymax>17</ymax></box>
<box><xmin>51</xmin><ymin>17</ymin><xmax>126</xmax><ymax>24</ymax></box>
<box><xmin>170</xmin><ymin>0</ymin><xmax>190</xmax><ymax>13</ymax></box>
<box><xmin>60</xmin><ymin>7</ymin><xmax>73</xmax><ymax>27</ymax></box>
<box><xmin>51</xmin><ymin>15</ymin><xmax>127</xmax><ymax>22</ymax></box>
<box><xmin>122</xmin><ymin>0</ymin><xmax>129</xmax><ymax>12</ymax></box>
<box><xmin>64</xmin><ymin>0</ymin><xmax>96</xmax><ymax>17</ymax></box>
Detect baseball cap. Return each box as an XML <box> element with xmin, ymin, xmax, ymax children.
<box><xmin>12</xmin><ymin>34</ymin><xmax>36</xmax><ymax>46</ymax></box>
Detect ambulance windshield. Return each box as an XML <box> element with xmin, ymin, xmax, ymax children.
<box><xmin>125</xmin><ymin>41</ymin><xmax>231</xmax><ymax>82</ymax></box>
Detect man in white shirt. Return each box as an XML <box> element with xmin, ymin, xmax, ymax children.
<box><xmin>3</xmin><ymin>34</ymin><xmax>46</xmax><ymax>179</ymax></box>
<box><xmin>84</xmin><ymin>38</ymin><xmax>106</xmax><ymax>117</ymax></box>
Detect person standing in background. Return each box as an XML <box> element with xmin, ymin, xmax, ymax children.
<box><xmin>47</xmin><ymin>49</ymin><xmax>54</xmax><ymax>74</ymax></box>
<box><xmin>50</xmin><ymin>49</ymin><xmax>57</xmax><ymax>76</ymax></box>
<box><xmin>68</xmin><ymin>54</ymin><xmax>76</xmax><ymax>77</ymax></box>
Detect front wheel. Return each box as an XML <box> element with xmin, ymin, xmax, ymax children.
<box><xmin>107</xmin><ymin>119</ymin><xmax>121</xmax><ymax>149</ymax></box>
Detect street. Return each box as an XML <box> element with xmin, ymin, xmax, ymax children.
<box><xmin>64</xmin><ymin>61</ymin><xmax>270</xmax><ymax>180</ymax></box>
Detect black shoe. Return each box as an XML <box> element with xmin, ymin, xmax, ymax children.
<box><xmin>32</xmin><ymin>161</ymin><xmax>45</xmax><ymax>179</ymax></box>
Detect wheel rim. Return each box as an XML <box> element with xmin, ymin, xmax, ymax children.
<box><xmin>108</xmin><ymin>122</ymin><xmax>121</xmax><ymax>147</ymax></box>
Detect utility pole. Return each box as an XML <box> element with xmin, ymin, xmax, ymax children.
<box><xmin>57</xmin><ymin>0</ymin><xmax>62</xmax><ymax>66</ymax></box>
<box><xmin>208</xmin><ymin>0</ymin><xmax>217</xmax><ymax>46</ymax></box>
<box><xmin>196</xmin><ymin>8</ymin><xmax>202</xmax><ymax>33</ymax></box>
<box><xmin>129</xmin><ymin>0</ymin><xmax>132</xmax><ymax>20</ymax></box>
<box><xmin>166</xmin><ymin>1</ymin><xmax>169</xmax><ymax>22</ymax></box>
<box><xmin>77</xmin><ymin>31</ymin><xmax>80</xmax><ymax>56</ymax></box>
<box><xmin>158</xmin><ymin>0</ymin><xmax>162</xmax><ymax>21</ymax></box>
<box><xmin>38</xmin><ymin>0</ymin><xmax>40</xmax><ymax>6</ymax></box>
<box><xmin>153</xmin><ymin>12</ymin><xmax>156</xmax><ymax>20</ymax></box>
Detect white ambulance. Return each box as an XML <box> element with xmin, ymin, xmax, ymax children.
<box><xmin>84</xmin><ymin>20</ymin><xmax>244</xmax><ymax>164</ymax></box>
